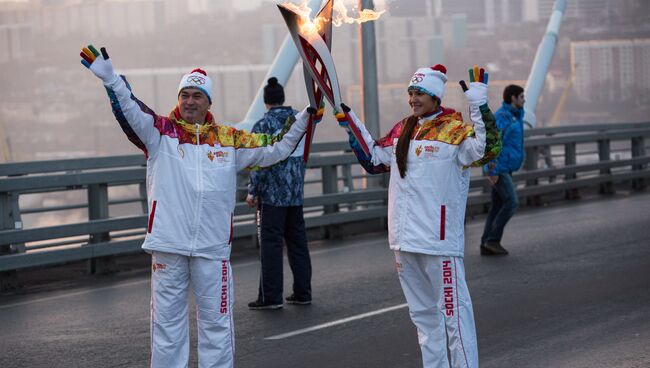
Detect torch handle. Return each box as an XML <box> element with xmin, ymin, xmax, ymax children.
<box><xmin>303</xmin><ymin>115</ymin><xmax>315</xmax><ymax>163</ymax></box>
<box><xmin>343</xmin><ymin>111</ymin><xmax>370</xmax><ymax>156</ymax></box>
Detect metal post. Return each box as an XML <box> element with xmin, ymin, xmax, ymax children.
<box><xmin>87</xmin><ymin>183</ymin><xmax>114</xmax><ymax>274</ymax></box>
<box><xmin>564</xmin><ymin>142</ymin><xmax>579</xmax><ymax>199</ymax></box>
<box><xmin>631</xmin><ymin>137</ymin><xmax>646</xmax><ymax>190</ymax></box>
<box><xmin>0</xmin><ymin>191</ymin><xmax>24</xmax><ymax>251</ymax></box>
<box><xmin>525</xmin><ymin>147</ymin><xmax>541</xmax><ymax>205</ymax></box>
<box><xmin>543</xmin><ymin>145</ymin><xmax>555</xmax><ymax>182</ymax></box>
<box><xmin>358</xmin><ymin>0</ymin><xmax>381</xmax><ymax>198</ymax></box>
<box><xmin>0</xmin><ymin>193</ymin><xmax>10</xmax><ymax>254</ymax></box>
<box><xmin>598</xmin><ymin>139</ymin><xmax>614</xmax><ymax>194</ymax></box>
<box><xmin>321</xmin><ymin>165</ymin><xmax>340</xmax><ymax>239</ymax></box>
<box><xmin>322</xmin><ymin>165</ymin><xmax>339</xmax><ymax>214</ymax></box>
<box><xmin>8</xmin><ymin>194</ymin><xmax>24</xmax><ymax>253</ymax></box>
<box><xmin>0</xmin><ymin>191</ymin><xmax>20</xmax><ymax>289</ymax></box>
<box><xmin>342</xmin><ymin>163</ymin><xmax>356</xmax><ymax>210</ymax></box>
<box><xmin>359</xmin><ymin>0</ymin><xmax>380</xmax><ymax>138</ymax></box>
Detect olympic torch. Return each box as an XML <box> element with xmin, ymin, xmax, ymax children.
<box><xmin>278</xmin><ymin>0</ymin><xmax>371</xmax><ymax>157</ymax></box>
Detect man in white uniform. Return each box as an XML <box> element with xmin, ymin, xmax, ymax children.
<box><xmin>80</xmin><ymin>44</ymin><xmax>310</xmax><ymax>368</ymax></box>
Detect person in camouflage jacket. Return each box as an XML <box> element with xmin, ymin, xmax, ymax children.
<box><xmin>246</xmin><ymin>77</ymin><xmax>316</xmax><ymax>309</ymax></box>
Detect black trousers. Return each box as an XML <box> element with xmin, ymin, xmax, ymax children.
<box><xmin>258</xmin><ymin>204</ymin><xmax>312</xmax><ymax>304</ymax></box>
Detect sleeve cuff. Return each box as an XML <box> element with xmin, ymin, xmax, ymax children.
<box><xmin>102</xmin><ymin>73</ymin><xmax>121</xmax><ymax>87</ymax></box>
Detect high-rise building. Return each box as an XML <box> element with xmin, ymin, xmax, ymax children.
<box><xmin>537</xmin><ymin>0</ymin><xmax>613</xmax><ymax>20</ymax></box>
<box><xmin>439</xmin><ymin>0</ymin><xmax>487</xmax><ymax>28</ymax></box>
<box><xmin>387</xmin><ymin>0</ymin><xmax>433</xmax><ymax>18</ymax></box>
<box><xmin>442</xmin><ymin>14</ymin><xmax>467</xmax><ymax>49</ymax></box>
<box><xmin>0</xmin><ymin>24</ymin><xmax>32</xmax><ymax>63</ymax></box>
<box><xmin>375</xmin><ymin>16</ymin><xmax>441</xmax><ymax>81</ymax></box>
<box><xmin>571</xmin><ymin>39</ymin><xmax>650</xmax><ymax>102</ymax></box>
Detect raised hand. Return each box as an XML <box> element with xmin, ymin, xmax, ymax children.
<box><xmin>334</xmin><ymin>103</ymin><xmax>352</xmax><ymax>128</ymax></box>
<box><xmin>307</xmin><ymin>102</ymin><xmax>325</xmax><ymax>125</ymax></box>
<box><xmin>459</xmin><ymin>65</ymin><xmax>489</xmax><ymax>107</ymax></box>
<box><xmin>80</xmin><ymin>44</ymin><xmax>117</xmax><ymax>84</ymax></box>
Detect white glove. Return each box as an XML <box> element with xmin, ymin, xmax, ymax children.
<box><xmin>460</xmin><ymin>66</ymin><xmax>489</xmax><ymax>107</ymax></box>
<box><xmin>80</xmin><ymin>45</ymin><xmax>119</xmax><ymax>84</ymax></box>
<box><xmin>294</xmin><ymin>106</ymin><xmax>311</xmax><ymax>124</ymax></box>
<box><xmin>465</xmin><ymin>82</ymin><xmax>488</xmax><ymax>107</ymax></box>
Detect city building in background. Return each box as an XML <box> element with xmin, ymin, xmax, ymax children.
<box><xmin>571</xmin><ymin>38</ymin><xmax>650</xmax><ymax>102</ymax></box>
<box><xmin>0</xmin><ymin>23</ymin><xmax>31</xmax><ymax>62</ymax></box>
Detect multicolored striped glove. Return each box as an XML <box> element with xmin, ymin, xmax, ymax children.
<box><xmin>459</xmin><ymin>65</ymin><xmax>489</xmax><ymax>107</ymax></box>
<box><xmin>307</xmin><ymin>103</ymin><xmax>325</xmax><ymax>125</ymax></box>
<box><xmin>80</xmin><ymin>44</ymin><xmax>117</xmax><ymax>84</ymax></box>
<box><xmin>333</xmin><ymin>103</ymin><xmax>352</xmax><ymax>128</ymax></box>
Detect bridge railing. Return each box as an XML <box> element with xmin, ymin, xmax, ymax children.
<box><xmin>1</xmin><ymin>122</ymin><xmax>648</xmax><ymax>272</ymax></box>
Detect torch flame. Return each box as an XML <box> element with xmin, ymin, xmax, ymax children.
<box><xmin>281</xmin><ymin>1</ymin><xmax>329</xmax><ymax>36</ymax></box>
<box><xmin>281</xmin><ymin>1</ymin><xmax>386</xmax><ymax>35</ymax></box>
<box><xmin>332</xmin><ymin>2</ymin><xmax>386</xmax><ymax>26</ymax></box>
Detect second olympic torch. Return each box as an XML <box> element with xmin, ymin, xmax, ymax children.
<box><xmin>278</xmin><ymin>1</ymin><xmax>371</xmax><ymax>158</ymax></box>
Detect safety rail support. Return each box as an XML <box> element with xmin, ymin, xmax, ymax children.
<box><xmin>524</xmin><ymin>146</ymin><xmax>541</xmax><ymax>205</ymax></box>
<box><xmin>87</xmin><ymin>183</ymin><xmax>114</xmax><ymax>274</ymax></box>
<box><xmin>632</xmin><ymin>136</ymin><xmax>647</xmax><ymax>190</ymax></box>
<box><xmin>321</xmin><ymin>164</ymin><xmax>341</xmax><ymax>239</ymax></box>
<box><xmin>597</xmin><ymin>139</ymin><xmax>614</xmax><ymax>194</ymax></box>
<box><xmin>0</xmin><ymin>190</ymin><xmax>22</xmax><ymax>289</ymax></box>
<box><xmin>564</xmin><ymin>142</ymin><xmax>579</xmax><ymax>199</ymax></box>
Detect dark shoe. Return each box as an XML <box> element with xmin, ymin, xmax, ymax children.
<box><xmin>285</xmin><ymin>294</ymin><xmax>312</xmax><ymax>305</ymax></box>
<box><xmin>481</xmin><ymin>242</ymin><xmax>509</xmax><ymax>256</ymax></box>
<box><xmin>480</xmin><ymin>244</ymin><xmax>492</xmax><ymax>255</ymax></box>
<box><xmin>248</xmin><ymin>300</ymin><xmax>283</xmax><ymax>310</ymax></box>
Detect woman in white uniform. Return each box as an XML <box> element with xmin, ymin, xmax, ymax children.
<box><xmin>336</xmin><ymin>64</ymin><xmax>500</xmax><ymax>367</ymax></box>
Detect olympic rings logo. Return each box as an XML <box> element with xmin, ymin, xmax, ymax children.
<box><xmin>187</xmin><ymin>76</ymin><xmax>206</xmax><ymax>85</ymax></box>
<box><xmin>411</xmin><ymin>73</ymin><xmax>425</xmax><ymax>84</ymax></box>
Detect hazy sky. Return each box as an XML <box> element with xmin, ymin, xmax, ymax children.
<box><xmin>0</xmin><ymin>0</ymin><xmax>389</xmax><ymax>10</ymax></box>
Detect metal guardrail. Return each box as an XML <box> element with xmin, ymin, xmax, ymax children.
<box><xmin>1</xmin><ymin>123</ymin><xmax>649</xmax><ymax>272</ymax></box>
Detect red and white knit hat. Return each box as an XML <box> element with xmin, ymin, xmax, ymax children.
<box><xmin>407</xmin><ymin>64</ymin><xmax>448</xmax><ymax>100</ymax></box>
<box><xmin>178</xmin><ymin>68</ymin><xmax>213</xmax><ymax>104</ymax></box>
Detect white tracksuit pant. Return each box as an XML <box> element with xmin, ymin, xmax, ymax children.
<box><xmin>394</xmin><ymin>251</ymin><xmax>478</xmax><ymax>368</ymax></box>
<box><xmin>150</xmin><ymin>251</ymin><xmax>235</xmax><ymax>368</ymax></box>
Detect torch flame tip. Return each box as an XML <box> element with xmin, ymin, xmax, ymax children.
<box><xmin>280</xmin><ymin>0</ymin><xmax>385</xmax><ymax>35</ymax></box>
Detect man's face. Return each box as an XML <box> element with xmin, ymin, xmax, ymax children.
<box><xmin>408</xmin><ymin>89</ymin><xmax>438</xmax><ymax>117</ymax></box>
<box><xmin>178</xmin><ymin>88</ymin><xmax>211</xmax><ymax>124</ymax></box>
<box><xmin>512</xmin><ymin>92</ymin><xmax>525</xmax><ymax>109</ymax></box>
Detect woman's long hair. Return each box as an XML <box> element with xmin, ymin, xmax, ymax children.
<box><xmin>395</xmin><ymin>115</ymin><xmax>419</xmax><ymax>179</ymax></box>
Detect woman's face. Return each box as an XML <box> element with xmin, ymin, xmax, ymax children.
<box><xmin>408</xmin><ymin>89</ymin><xmax>438</xmax><ymax>117</ymax></box>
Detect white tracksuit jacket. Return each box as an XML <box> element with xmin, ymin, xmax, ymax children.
<box><xmin>104</xmin><ymin>75</ymin><xmax>308</xmax><ymax>259</ymax></box>
<box><xmin>345</xmin><ymin>104</ymin><xmax>488</xmax><ymax>257</ymax></box>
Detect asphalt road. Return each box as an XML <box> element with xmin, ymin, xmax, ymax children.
<box><xmin>1</xmin><ymin>192</ymin><xmax>649</xmax><ymax>368</ymax></box>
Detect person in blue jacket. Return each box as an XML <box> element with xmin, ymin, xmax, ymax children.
<box><xmin>480</xmin><ymin>84</ymin><xmax>525</xmax><ymax>255</ymax></box>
